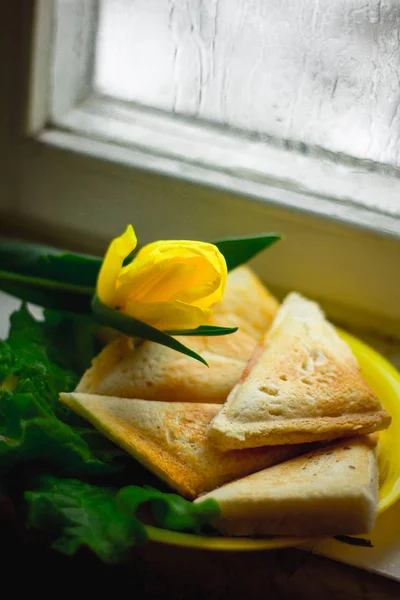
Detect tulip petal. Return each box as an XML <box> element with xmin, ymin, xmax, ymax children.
<box><xmin>117</xmin><ymin>242</ymin><xmax>227</xmax><ymax>307</ymax></box>
<box><xmin>117</xmin><ymin>256</ymin><xmax>196</xmax><ymax>303</ymax></box>
<box><xmin>177</xmin><ymin>246</ymin><xmax>227</xmax><ymax>307</ymax></box>
<box><xmin>123</xmin><ymin>298</ymin><xmax>212</xmax><ymax>331</ymax></box>
<box><xmin>97</xmin><ymin>225</ymin><xmax>137</xmax><ymax>305</ymax></box>
<box><xmin>97</xmin><ymin>232</ymin><xmax>227</xmax><ymax>331</ymax></box>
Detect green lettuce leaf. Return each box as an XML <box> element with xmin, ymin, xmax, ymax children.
<box><xmin>0</xmin><ymin>303</ymin><xmax>221</xmax><ymax>562</ymax></box>
<box><xmin>25</xmin><ymin>476</ymin><xmax>146</xmax><ymax>563</ymax></box>
<box><xmin>4</xmin><ymin>303</ymin><xmax>100</xmax><ymax>377</ymax></box>
<box><xmin>0</xmin><ymin>305</ymin><xmax>78</xmax><ymax>423</ymax></box>
<box><xmin>25</xmin><ymin>477</ymin><xmax>221</xmax><ymax>563</ymax></box>
<box><xmin>0</xmin><ymin>305</ymin><xmax>119</xmax><ymax>476</ymax></box>
<box><xmin>42</xmin><ymin>309</ymin><xmax>101</xmax><ymax>375</ymax></box>
<box><xmin>0</xmin><ymin>385</ymin><xmax>116</xmax><ymax>477</ymax></box>
<box><xmin>117</xmin><ymin>485</ymin><xmax>221</xmax><ymax>532</ymax></box>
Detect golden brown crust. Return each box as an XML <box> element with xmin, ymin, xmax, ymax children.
<box><xmin>197</xmin><ymin>436</ymin><xmax>379</xmax><ymax>536</ymax></box>
<box><xmin>208</xmin><ymin>292</ymin><xmax>391</xmax><ymax>448</ymax></box>
<box><xmin>77</xmin><ymin>267</ymin><xmax>279</xmax><ymax>403</ymax></box>
<box><xmin>208</xmin><ymin>411</ymin><xmax>391</xmax><ymax>449</ymax></box>
<box><xmin>60</xmin><ymin>393</ymin><xmax>306</xmax><ymax>499</ymax></box>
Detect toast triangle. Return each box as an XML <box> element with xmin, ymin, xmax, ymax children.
<box><xmin>197</xmin><ymin>436</ymin><xmax>379</xmax><ymax>536</ymax></box>
<box><xmin>60</xmin><ymin>392</ymin><xmax>306</xmax><ymax>499</ymax></box>
<box><xmin>76</xmin><ymin>267</ymin><xmax>278</xmax><ymax>404</ymax></box>
<box><xmin>208</xmin><ymin>292</ymin><xmax>391</xmax><ymax>449</ymax></box>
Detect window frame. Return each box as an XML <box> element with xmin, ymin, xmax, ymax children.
<box><xmin>2</xmin><ymin>0</ymin><xmax>400</xmax><ymax>338</ymax></box>
<box><xmin>44</xmin><ymin>0</ymin><xmax>400</xmax><ymax>232</ymax></box>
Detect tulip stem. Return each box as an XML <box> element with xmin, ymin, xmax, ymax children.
<box><xmin>0</xmin><ymin>269</ymin><xmax>94</xmax><ymax>295</ymax></box>
<box><xmin>91</xmin><ymin>295</ymin><xmax>209</xmax><ymax>366</ymax></box>
<box><xmin>165</xmin><ymin>325</ymin><xmax>238</xmax><ymax>336</ymax></box>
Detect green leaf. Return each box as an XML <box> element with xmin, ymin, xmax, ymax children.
<box><xmin>0</xmin><ymin>305</ymin><xmax>119</xmax><ymax>475</ymax></box>
<box><xmin>0</xmin><ymin>240</ymin><xmax>98</xmax><ymax>311</ymax></box>
<box><xmin>4</xmin><ymin>303</ymin><xmax>98</xmax><ymax>388</ymax></box>
<box><xmin>91</xmin><ymin>295</ymin><xmax>209</xmax><ymax>367</ymax></box>
<box><xmin>76</xmin><ymin>428</ymin><xmax>128</xmax><ymax>466</ymax></box>
<box><xmin>0</xmin><ymin>269</ymin><xmax>93</xmax><ymax>312</ymax></box>
<box><xmin>0</xmin><ymin>303</ymin><xmax>223</xmax><ymax>563</ymax></box>
<box><xmin>42</xmin><ymin>309</ymin><xmax>101</xmax><ymax>374</ymax></box>
<box><xmin>0</xmin><ymin>281</ymin><xmax>91</xmax><ymax>313</ymax></box>
<box><xmin>2</xmin><ymin>304</ymin><xmax>78</xmax><ymax>399</ymax></box>
<box><xmin>117</xmin><ymin>485</ymin><xmax>221</xmax><ymax>532</ymax></box>
<box><xmin>164</xmin><ymin>324</ymin><xmax>238</xmax><ymax>336</ymax></box>
<box><xmin>334</xmin><ymin>535</ymin><xmax>373</xmax><ymax>548</ymax></box>
<box><xmin>0</xmin><ymin>241</ymin><xmax>101</xmax><ymax>286</ymax></box>
<box><xmin>25</xmin><ymin>476</ymin><xmax>147</xmax><ymax>563</ymax></box>
<box><xmin>213</xmin><ymin>233</ymin><xmax>281</xmax><ymax>271</ymax></box>
<box><xmin>0</xmin><ymin>385</ymin><xmax>115</xmax><ymax>477</ymax></box>
<box><xmin>25</xmin><ymin>477</ymin><xmax>221</xmax><ymax>562</ymax></box>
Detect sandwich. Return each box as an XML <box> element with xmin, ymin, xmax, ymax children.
<box><xmin>208</xmin><ymin>292</ymin><xmax>391</xmax><ymax>449</ymax></box>
<box><xmin>60</xmin><ymin>392</ymin><xmax>307</xmax><ymax>499</ymax></box>
<box><xmin>76</xmin><ymin>266</ymin><xmax>279</xmax><ymax>404</ymax></box>
<box><xmin>196</xmin><ymin>436</ymin><xmax>379</xmax><ymax>536</ymax></box>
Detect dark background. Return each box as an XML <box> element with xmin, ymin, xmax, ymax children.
<box><xmin>2</xmin><ymin>511</ymin><xmax>400</xmax><ymax>600</ymax></box>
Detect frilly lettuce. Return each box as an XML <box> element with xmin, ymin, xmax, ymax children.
<box><xmin>0</xmin><ymin>304</ymin><xmax>220</xmax><ymax>562</ymax></box>
<box><xmin>25</xmin><ymin>477</ymin><xmax>220</xmax><ymax>563</ymax></box>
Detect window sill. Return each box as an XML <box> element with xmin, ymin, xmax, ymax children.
<box><xmin>7</xmin><ymin>130</ymin><xmax>400</xmax><ymax>340</ymax></box>
<box><xmin>49</xmin><ymin>94</ymin><xmax>400</xmax><ymax>238</ymax></box>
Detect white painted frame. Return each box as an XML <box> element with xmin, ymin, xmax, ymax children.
<box><xmin>3</xmin><ymin>0</ymin><xmax>400</xmax><ymax>337</ymax></box>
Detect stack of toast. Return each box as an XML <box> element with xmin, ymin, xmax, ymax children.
<box><xmin>60</xmin><ymin>266</ymin><xmax>391</xmax><ymax>537</ymax></box>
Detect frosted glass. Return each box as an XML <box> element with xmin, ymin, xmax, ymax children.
<box><xmin>95</xmin><ymin>0</ymin><xmax>400</xmax><ymax>167</ymax></box>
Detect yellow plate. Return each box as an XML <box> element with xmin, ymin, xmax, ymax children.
<box><xmin>339</xmin><ymin>329</ymin><xmax>400</xmax><ymax>514</ymax></box>
<box><xmin>145</xmin><ymin>330</ymin><xmax>400</xmax><ymax>550</ymax></box>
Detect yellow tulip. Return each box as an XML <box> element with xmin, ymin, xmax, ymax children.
<box><xmin>96</xmin><ymin>225</ymin><xmax>228</xmax><ymax>330</ymax></box>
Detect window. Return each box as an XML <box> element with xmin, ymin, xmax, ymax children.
<box><xmin>3</xmin><ymin>0</ymin><xmax>400</xmax><ymax>338</ymax></box>
<box><xmin>96</xmin><ymin>0</ymin><xmax>400</xmax><ymax>170</ymax></box>
<box><xmin>43</xmin><ymin>0</ymin><xmax>400</xmax><ymax>227</ymax></box>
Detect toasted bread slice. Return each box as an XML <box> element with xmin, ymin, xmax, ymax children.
<box><xmin>60</xmin><ymin>392</ymin><xmax>306</xmax><ymax>499</ymax></box>
<box><xmin>197</xmin><ymin>436</ymin><xmax>379</xmax><ymax>536</ymax></box>
<box><xmin>76</xmin><ymin>267</ymin><xmax>279</xmax><ymax>403</ymax></box>
<box><xmin>208</xmin><ymin>292</ymin><xmax>391</xmax><ymax>449</ymax></box>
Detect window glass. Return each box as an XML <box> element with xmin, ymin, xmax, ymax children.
<box><xmin>95</xmin><ymin>0</ymin><xmax>400</xmax><ymax>167</ymax></box>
